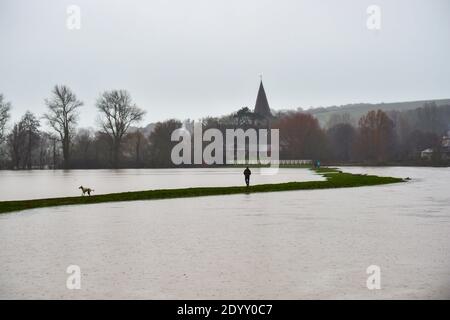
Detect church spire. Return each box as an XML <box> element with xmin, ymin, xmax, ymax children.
<box><xmin>254</xmin><ymin>80</ymin><xmax>272</xmax><ymax>119</ymax></box>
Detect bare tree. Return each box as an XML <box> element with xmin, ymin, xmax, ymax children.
<box><xmin>21</xmin><ymin>111</ymin><xmax>41</xmax><ymax>169</ymax></box>
<box><xmin>96</xmin><ymin>90</ymin><xmax>145</xmax><ymax>168</ymax></box>
<box><xmin>355</xmin><ymin>110</ymin><xmax>395</xmax><ymax>162</ymax></box>
<box><xmin>44</xmin><ymin>85</ymin><xmax>83</xmax><ymax>168</ymax></box>
<box><xmin>0</xmin><ymin>94</ymin><xmax>11</xmax><ymax>143</ymax></box>
<box><xmin>7</xmin><ymin>112</ymin><xmax>41</xmax><ymax>169</ymax></box>
<box><xmin>7</xmin><ymin>122</ymin><xmax>26</xmax><ymax>169</ymax></box>
<box><xmin>147</xmin><ymin>119</ymin><xmax>182</xmax><ymax>167</ymax></box>
<box><xmin>123</xmin><ymin>129</ymin><xmax>147</xmax><ymax>167</ymax></box>
<box><xmin>273</xmin><ymin>112</ymin><xmax>328</xmax><ymax>160</ymax></box>
<box><xmin>37</xmin><ymin>132</ymin><xmax>55</xmax><ymax>169</ymax></box>
<box><xmin>326</xmin><ymin>112</ymin><xmax>354</xmax><ymax>129</ymax></box>
<box><xmin>72</xmin><ymin>128</ymin><xmax>95</xmax><ymax>168</ymax></box>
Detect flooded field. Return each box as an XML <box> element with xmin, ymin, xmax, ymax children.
<box><xmin>0</xmin><ymin>168</ymin><xmax>323</xmax><ymax>200</ymax></box>
<box><xmin>0</xmin><ymin>167</ymin><xmax>449</xmax><ymax>299</ymax></box>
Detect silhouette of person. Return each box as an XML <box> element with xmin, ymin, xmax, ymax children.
<box><xmin>243</xmin><ymin>166</ymin><xmax>251</xmax><ymax>186</ymax></box>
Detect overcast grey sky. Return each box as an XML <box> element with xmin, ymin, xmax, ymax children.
<box><xmin>1</xmin><ymin>0</ymin><xmax>449</xmax><ymax>128</ymax></box>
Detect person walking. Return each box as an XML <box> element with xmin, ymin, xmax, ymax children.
<box><xmin>243</xmin><ymin>166</ymin><xmax>251</xmax><ymax>187</ymax></box>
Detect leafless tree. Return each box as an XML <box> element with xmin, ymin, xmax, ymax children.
<box><xmin>147</xmin><ymin>119</ymin><xmax>182</xmax><ymax>167</ymax></box>
<box><xmin>7</xmin><ymin>111</ymin><xmax>40</xmax><ymax>169</ymax></box>
<box><xmin>355</xmin><ymin>110</ymin><xmax>395</xmax><ymax>162</ymax></box>
<box><xmin>123</xmin><ymin>129</ymin><xmax>147</xmax><ymax>167</ymax></box>
<box><xmin>96</xmin><ymin>90</ymin><xmax>145</xmax><ymax>168</ymax></box>
<box><xmin>21</xmin><ymin>111</ymin><xmax>41</xmax><ymax>169</ymax></box>
<box><xmin>0</xmin><ymin>94</ymin><xmax>11</xmax><ymax>143</ymax></box>
<box><xmin>7</xmin><ymin>122</ymin><xmax>25</xmax><ymax>169</ymax></box>
<box><xmin>44</xmin><ymin>85</ymin><xmax>83</xmax><ymax>168</ymax></box>
<box><xmin>326</xmin><ymin>112</ymin><xmax>354</xmax><ymax>129</ymax></box>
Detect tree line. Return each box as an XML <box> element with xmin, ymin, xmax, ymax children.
<box><xmin>273</xmin><ymin>102</ymin><xmax>450</xmax><ymax>164</ymax></box>
<box><xmin>0</xmin><ymin>86</ymin><xmax>145</xmax><ymax>169</ymax></box>
<box><xmin>0</xmin><ymin>87</ymin><xmax>449</xmax><ymax>169</ymax></box>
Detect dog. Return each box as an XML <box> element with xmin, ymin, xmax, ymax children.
<box><xmin>79</xmin><ymin>186</ymin><xmax>94</xmax><ymax>196</ymax></box>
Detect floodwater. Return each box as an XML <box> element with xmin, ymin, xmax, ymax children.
<box><xmin>0</xmin><ymin>168</ymin><xmax>323</xmax><ymax>201</ymax></box>
<box><xmin>0</xmin><ymin>167</ymin><xmax>449</xmax><ymax>299</ymax></box>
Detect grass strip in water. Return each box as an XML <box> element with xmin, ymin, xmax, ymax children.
<box><xmin>0</xmin><ymin>168</ymin><xmax>404</xmax><ymax>214</ymax></box>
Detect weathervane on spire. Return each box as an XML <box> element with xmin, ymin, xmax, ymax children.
<box><xmin>259</xmin><ymin>73</ymin><xmax>263</xmax><ymax>82</ymax></box>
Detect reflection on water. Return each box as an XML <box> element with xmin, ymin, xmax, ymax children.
<box><xmin>0</xmin><ymin>167</ymin><xmax>449</xmax><ymax>299</ymax></box>
<box><xmin>0</xmin><ymin>168</ymin><xmax>323</xmax><ymax>201</ymax></box>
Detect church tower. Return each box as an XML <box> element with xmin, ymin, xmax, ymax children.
<box><xmin>254</xmin><ymin>80</ymin><xmax>272</xmax><ymax>119</ymax></box>
<box><xmin>253</xmin><ymin>79</ymin><xmax>272</xmax><ymax>131</ymax></box>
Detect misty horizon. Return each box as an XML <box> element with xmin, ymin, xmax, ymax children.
<box><xmin>1</xmin><ymin>0</ymin><xmax>450</xmax><ymax>128</ymax></box>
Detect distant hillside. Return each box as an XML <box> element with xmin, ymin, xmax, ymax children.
<box><xmin>305</xmin><ymin>99</ymin><xmax>450</xmax><ymax>126</ymax></box>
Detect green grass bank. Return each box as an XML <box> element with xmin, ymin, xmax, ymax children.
<box><xmin>0</xmin><ymin>168</ymin><xmax>405</xmax><ymax>214</ymax></box>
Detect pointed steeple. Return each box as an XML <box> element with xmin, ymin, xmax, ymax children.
<box><xmin>254</xmin><ymin>80</ymin><xmax>272</xmax><ymax>119</ymax></box>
